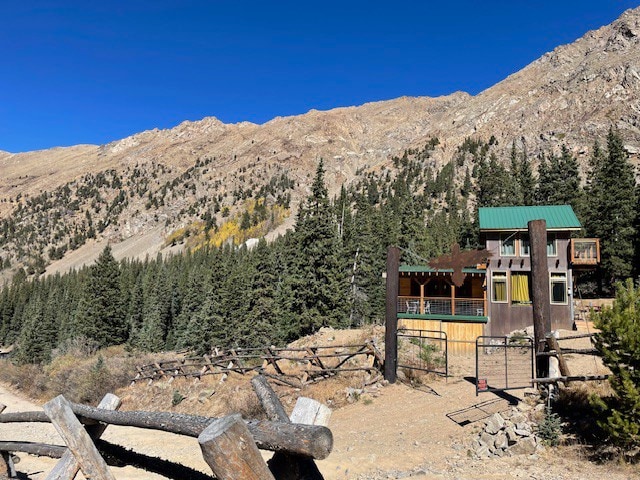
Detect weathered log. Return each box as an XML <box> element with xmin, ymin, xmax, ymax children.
<box><xmin>0</xmin><ymin>441</ymin><xmax>66</xmax><ymax>458</ymax></box>
<box><xmin>43</xmin><ymin>396</ymin><xmax>115</xmax><ymax>480</ymax></box>
<box><xmin>199</xmin><ymin>414</ymin><xmax>275</xmax><ymax>480</ymax></box>
<box><xmin>268</xmin><ymin>397</ymin><xmax>330</xmax><ymax>480</ymax></box>
<box><xmin>384</xmin><ymin>245</ymin><xmax>400</xmax><ymax>383</ymax></box>
<box><xmin>251</xmin><ymin>375</ymin><xmax>327</xmax><ymax>480</ymax></box>
<box><xmin>251</xmin><ymin>375</ymin><xmax>289</xmax><ymax>422</ymax></box>
<box><xmin>534</xmin><ymin>375</ymin><xmax>609</xmax><ymax>384</ymax></box>
<box><xmin>46</xmin><ymin>393</ymin><xmax>122</xmax><ymax>480</ymax></box>
<box><xmin>546</xmin><ymin>335</ymin><xmax>570</xmax><ymax>377</ymax></box>
<box><xmin>1</xmin><ymin>451</ymin><xmax>16</xmax><ymax>479</ymax></box>
<box><xmin>1</xmin><ymin>403</ymin><xmax>333</xmax><ymax>460</ymax></box>
<box><xmin>0</xmin><ymin>439</ymin><xmax>212</xmax><ymax>479</ymax></box>
<box><xmin>529</xmin><ymin>219</ymin><xmax>551</xmax><ymax>379</ymax></box>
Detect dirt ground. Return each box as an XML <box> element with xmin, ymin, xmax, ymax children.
<box><xmin>1</xmin><ymin>327</ymin><xmax>638</xmax><ymax>480</ymax></box>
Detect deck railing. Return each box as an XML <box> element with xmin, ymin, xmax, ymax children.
<box><xmin>398</xmin><ymin>296</ymin><xmax>485</xmax><ymax>316</ymax></box>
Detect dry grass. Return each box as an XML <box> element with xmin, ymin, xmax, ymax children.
<box><xmin>0</xmin><ymin>345</ymin><xmax>162</xmax><ymax>405</ymax></box>
<box><xmin>0</xmin><ymin>326</ymin><xmax>386</xmax><ymax>418</ymax></box>
<box><xmin>553</xmin><ymin>381</ymin><xmax>615</xmax><ymax>455</ymax></box>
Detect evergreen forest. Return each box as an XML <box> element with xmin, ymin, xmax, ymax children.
<box><xmin>1</xmin><ymin>129</ymin><xmax>638</xmax><ymax>365</ymax></box>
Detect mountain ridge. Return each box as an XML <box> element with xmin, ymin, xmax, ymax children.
<box><xmin>1</xmin><ymin>7</ymin><xmax>640</xmax><ymax>278</ymax></box>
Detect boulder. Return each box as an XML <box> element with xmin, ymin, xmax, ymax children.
<box><xmin>485</xmin><ymin>413</ymin><xmax>505</xmax><ymax>434</ymax></box>
<box><xmin>494</xmin><ymin>431</ymin><xmax>509</xmax><ymax>450</ymax></box>
<box><xmin>509</xmin><ymin>437</ymin><xmax>537</xmax><ymax>455</ymax></box>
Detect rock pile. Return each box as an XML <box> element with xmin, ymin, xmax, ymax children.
<box><xmin>469</xmin><ymin>405</ymin><xmax>543</xmax><ymax>459</ymax></box>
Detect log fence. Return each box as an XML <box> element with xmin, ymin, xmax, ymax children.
<box><xmin>131</xmin><ymin>341</ymin><xmax>383</xmax><ymax>387</ymax></box>
<box><xmin>533</xmin><ymin>332</ymin><xmax>608</xmax><ymax>385</ymax></box>
<box><xmin>0</xmin><ymin>375</ymin><xmax>333</xmax><ymax>480</ymax></box>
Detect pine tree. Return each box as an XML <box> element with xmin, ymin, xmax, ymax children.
<box><xmin>585</xmin><ymin>129</ymin><xmax>637</xmax><ymax>286</ymax></box>
<box><xmin>475</xmin><ymin>154</ymin><xmax>513</xmax><ymax>207</ymax></box>
<box><xmin>518</xmin><ymin>146</ymin><xmax>536</xmax><ymax>206</ymax></box>
<box><xmin>535</xmin><ymin>146</ymin><xmax>584</xmax><ymax>215</ymax></box>
<box><xmin>76</xmin><ymin>246</ymin><xmax>127</xmax><ymax>347</ymax></box>
<box><xmin>291</xmin><ymin>160</ymin><xmax>350</xmax><ymax>333</ymax></box>
<box><xmin>239</xmin><ymin>240</ymin><xmax>278</xmax><ymax>346</ymax></box>
<box><xmin>593</xmin><ymin>279</ymin><xmax>640</xmax><ymax>448</ymax></box>
<box><xmin>508</xmin><ymin>142</ymin><xmax>523</xmax><ymax>204</ymax></box>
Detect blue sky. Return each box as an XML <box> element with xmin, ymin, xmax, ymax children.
<box><xmin>1</xmin><ymin>1</ymin><xmax>638</xmax><ymax>153</ymax></box>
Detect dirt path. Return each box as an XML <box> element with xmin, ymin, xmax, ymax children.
<box><xmin>1</xmin><ymin>368</ymin><xmax>638</xmax><ymax>479</ymax></box>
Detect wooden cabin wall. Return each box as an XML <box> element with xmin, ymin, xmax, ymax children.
<box><xmin>398</xmin><ymin>318</ymin><xmax>484</xmax><ymax>355</ymax></box>
<box><xmin>399</xmin><ymin>277</ymin><xmax>412</xmax><ymax>296</ymax></box>
<box><xmin>486</xmin><ymin>304</ymin><xmax>573</xmax><ymax>336</ymax></box>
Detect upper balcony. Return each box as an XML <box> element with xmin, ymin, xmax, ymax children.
<box><xmin>570</xmin><ymin>238</ymin><xmax>600</xmax><ymax>266</ymax></box>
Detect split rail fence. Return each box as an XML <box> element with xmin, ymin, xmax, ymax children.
<box><xmin>0</xmin><ymin>375</ymin><xmax>332</xmax><ymax>480</ymax></box>
<box><xmin>534</xmin><ymin>332</ymin><xmax>609</xmax><ymax>385</ymax></box>
<box><xmin>131</xmin><ymin>342</ymin><xmax>384</xmax><ymax>388</ymax></box>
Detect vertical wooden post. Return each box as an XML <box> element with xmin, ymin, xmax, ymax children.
<box><xmin>198</xmin><ymin>414</ymin><xmax>275</xmax><ymax>480</ymax></box>
<box><xmin>43</xmin><ymin>396</ymin><xmax>116</xmax><ymax>480</ymax></box>
<box><xmin>384</xmin><ymin>246</ymin><xmax>400</xmax><ymax>383</ymax></box>
<box><xmin>450</xmin><ymin>281</ymin><xmax>456</xmax><ymax>316</ymax></box>
<box><xmin>46</xmin><ymin>393</ymin><xmax>122</xmax><ymax>480</ymax></box>
<box><xmin>529</xmin><ymin>219</ymin><xmax>551</xmax><ymax>379</ymax></box>
<box><xmin>419</xmin><ymin>283</ymin><xmax>425</xmax><ymax>314</ymax></box>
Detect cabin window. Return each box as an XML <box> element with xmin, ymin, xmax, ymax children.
<box><xmin>492</xmin><ymin>272</ymin><xmax>508</xmax><ymax>303</ymax></box>
<box><xmin>511</xmin><ymin>272</ymin><xmax>531</xmax><ymax>305</ymax></box>
<box><xmin>520</xmin><ymin>234</ymin><xmax>555</xmax><ymax>256</ymax></box>
<box><xmin>547</xmin><ymin>234</ymin><xmax>557</xmax><ymax>257</ymax></box>
<box><xmin>520</xmin><ymin>234</ymin><xmax>530</xmax><ymax>257</ymax></box>
<box><xmin>550</xmin><ymin>272</ymin><xmax>567</xmax><ymax>304</ymax></box>
<box><xmin>500</xmin><ymin>235</ymin><xmax>516</xmax><ymax>256</ymax></box>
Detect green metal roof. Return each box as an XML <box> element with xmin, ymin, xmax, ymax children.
<box><xmin>478</xmin><ymin>205</ymin><xmax>581</xmax><ymax>231</ymax></box>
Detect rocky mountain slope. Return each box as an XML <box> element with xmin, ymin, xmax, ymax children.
<box><xmin>1</xmin><ymin>7</ymin><xmax>639</xmax><ymax>278</ymax></box>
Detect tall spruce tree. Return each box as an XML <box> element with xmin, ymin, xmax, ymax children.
<box><xmin>292</xmin><ymin>160</ymin><xmax>350</xmax><ymax>333</ymax></box>
<box><xmin>535</xmin><ymin>146</ymin><xmax>584</xmax><ymax>215</ymax></box>
<box><xmin>585</xmin><ymin>129</ymin><xmax>638</xmax><ymax>286</ymax></box>
<box><xmin>75</xmin><ymin>246</ymin><xmax>127</xmax><ymax>347</ymax></box>
<box><xmin>518</xmin><ymin>146</ymin><xmax>536</xmax><ymax>206</ymax></box>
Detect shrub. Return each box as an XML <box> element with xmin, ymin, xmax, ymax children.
<box><xmin>172</xmin><ymin>390</ymin><xmax>185</xmax><ymax>406</ymax></box>
<box><xmin>592</xmin><ymin>279</ymin><xmax>640</xmax><ymax>450</ymax></box>
<box><xmin>537</xmin><ymin>407</ymin><xmax>562</xmax><ymax>446</ymax></box>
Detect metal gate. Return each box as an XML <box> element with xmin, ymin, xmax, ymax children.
<box><xmin>475</xmin><ymin>336</ymin><xmax>534</xmax><ymax>395</ymax></box>
<box><xmin>397</xmin><ymin>328</ymin><xmax>448</xmax><ymax>377</ymax></box>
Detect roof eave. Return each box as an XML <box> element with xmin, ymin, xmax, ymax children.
<box><xmin>479</xmin><ymin>227</ymin><xmax>582</xmax><ymax>232</ymax></box>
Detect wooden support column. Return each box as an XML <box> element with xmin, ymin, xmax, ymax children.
<box><xmin>199</xmin><ymin>414</ymin><xmax>275</xmax><ymax>480</ymax></box>
<box><xmin>384</xmin><ymin>246</ymin><xmax>400</xmax><ymax>383</ymax></box>
<box><xmin>419</xmin><ymin>284</ymin><xmax>425</xmax><ymax>314</ymax></box>
<box><xmin>46</xmin><ymin>393</ymin><xmax>122</xmax><ymax>480</ymax></box>
<box><xmin>451</xmin><ymin>282</ymin><xmax>456</xmax><ymax>316</ymax></box>
<box><xmin>483</xmin><ymin>282</ymin><xmax>488</xmax><ymax>317</ymax></box>
<box><xmin>43</xmin><ymin>396</ymin><xmax>115</xmax><ymax>480</ymax></box>
<box><xmin>529</xmin><ymin>219</ymin><xmax>551</xmax><ymax>379</ymax></box>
